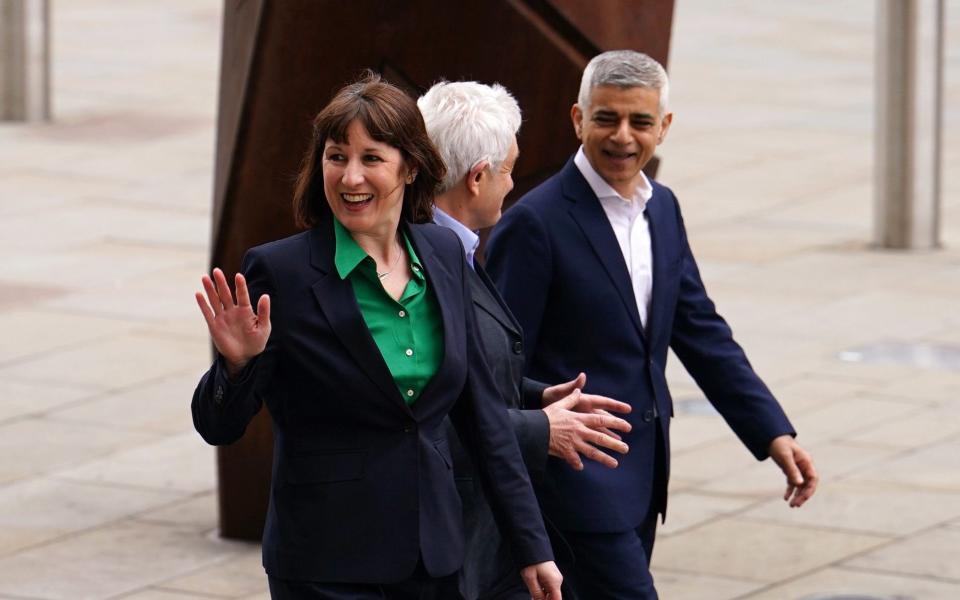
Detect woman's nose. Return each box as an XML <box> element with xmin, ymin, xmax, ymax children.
<box><xmin>342</xmin><ymin>159</ymin><xmax>364</xmax><ymax>186</ymax></box>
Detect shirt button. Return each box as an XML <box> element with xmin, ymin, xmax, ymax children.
<box><xmin>398</xmin><ymin>310</ymin><xmax>406</xmax><ymax>318</ymax></box>
<box><xmin>412</xmin><ymin>264</ymin><xmax>420</xmax><ymax>272</ymax></box>
<box><xmin>405</xmin><ymin>348</ymin><xmax>413</xmax><ymax>357</ymax></box>
<box><xmin>406</xmin><ymin>389</ymin><xmax>415</xmax><ymax>397</ymax></box>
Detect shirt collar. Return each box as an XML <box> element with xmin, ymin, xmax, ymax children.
<box><xmin>432</xmin><ymin>206</ymin><xmax>480</xmax><ymax>269</ymax></box>
<box><xmin>333</xmin><ymin>217</ymin><xmax>423</xmax><ymax>280</ymax></box>
<box><xmin>574</xmin><ymin>146</ymin><xmax>653</xmax><ymax>208</ymax></box>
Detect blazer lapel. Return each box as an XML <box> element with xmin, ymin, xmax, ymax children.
<box><xmin>404</xmin><ymin>224</ymin><xmax>458</xmax><ymax>409</ymax></box>
<box><xmin>307</xmin><ymin>221</ymin><xmax>413</xmax><ymax>416</ymax></box>
<box><xmin>471</xmin><ymin>263</ymin><xmax>521</xmax><ymax>338</ymax></box>
<box><xmin>561</xmin><ymin>162</ymin><xmax>646</xmax><ymax>342</ymax></box>
<box><xmin>645</xmin><ymin>189</ymin><xmax>671</xmax><ymax>351</ymax></box>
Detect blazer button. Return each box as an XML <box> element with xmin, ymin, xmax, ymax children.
<box><xmin>512</xmin><ymin>341</ymin><xmax>523</xmax><ymax>355</ymax></box>
<box><xmin>403</xmin><ymin>424</ymin><xmax>416</xmax><ymax>433</ymax></box>
<box><xmin>643</xmin><ymin>409</ymin><xmax>654</xmax><ymax>423</ymax></box>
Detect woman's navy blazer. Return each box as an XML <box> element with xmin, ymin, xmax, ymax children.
<box><xmin>192</xmin><ymin>215</ymin><xmax>552</xmax><ymax>584</ymax></box>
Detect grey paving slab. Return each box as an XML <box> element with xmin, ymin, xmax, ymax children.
<box><xmin>49</xmin><ymin>371</ymin><xmax>200</xmax><ymax>435</ymax></box>
<box><xmin>658</xmin><ymin>491</ymin><xmax>757</xmax><ymax>537</ymax></box>
<box><xmin>0</xmin><ymin>417</ymin><xmax>158</xmax><ymax>485</ymax></box>
<box><xmin>135</xmin><ymin>492</ymin><xmax>218</xmax><ymax>532</ymax></box>
<box><xmin>845</xmin><ymin>527</ymin><xmax>960</xmax><ymax>582</ymax></box>
<box><xmin>845</xmin><ymin>404</ymin><xmax>960</xmax><ymax>449</ymax></box>
<box><xmin>741</xmin><ymin>481</ymin><xmax>960</xmax><ymax>537</ymax></box>
<box><xmin>653</xmin><ymin>518</ymin><xmax>889</xmax><ymax>583</ymax></box>
<box><xmin>698</xmin><ymin>440</ymin><xmax>903</xmax><ymax>499</ymax></box>
<box><xmin>156</xmin><ymin>550</ymin><xmax>266</xmax><ymax>598</ymax></box>
<box><xmin>116</xmin><ymin>590</ymin><xmax>220</xmax><ymax>600</ymax></box>
<box><xmin>742</xmin><ymin>566</ymin><xmax>960</xmax><ymax>600</ymax></box>
<box><xmin>767</xmin><ymin>374</ymin><xmax>871</xmax><ymax>415</ymax></box>
<box><xmin>669</xmin><ymin>436</ymin><xmax>760</xmax><ymax>488</ymax></box>
<box><xmin>0</xmin><ymin>309</ymin><xmax>137</xmax><ymax>365</ymax></box>
<box><xmin>649</xmin><ymin>569</ymin><xmax>761</xmax><ymax>600</ymax></box>
<box><xmin>844</xmin><ymin>437</ymin><xmax>960</xmax><ymax>492</ymax></box>
<box><xmin>784</xmin><ymin>396</ymin><xmax>916</xmax><ymax>445</ymax></box>
<box><xmin>0</xmin><ymin>204</ymin><xmax>210</xmax><ymax>253</ymax></box>
<box><xmin>0</xmin><ymin>520</ymin><xmax>247</xmax><ymax>600</ymax></box>
<box><xmin>0</xmin><ymin>477</ymin><xmax>181</xmax><ymax>557</ymax></box>
<box><xmin>42</xmin><ymin>263</ymin><xmax>209</xmax><ymax>325</ymax></box>
<box><xmin>0</xmin><ymin>333</ymin><xmax>207</xmax><ymax>389</ymax></box>
<box><xmin>0</xmin><ymin>379</ymin><xmax>95</xmax><ymax>423</ymax></box>
<box><xmin>53</xmin><ymin>432</ymin><xmax>216</xmax><ymax>495</ymax></box>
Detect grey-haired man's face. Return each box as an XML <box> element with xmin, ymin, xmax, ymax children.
<box><xmin>571</xmin><ymin>85</ymin><xmax>672</xmax><ymax>197</ymax></box>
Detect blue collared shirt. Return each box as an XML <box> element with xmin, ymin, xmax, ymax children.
<box><xmin>433</xmin><ymin>206</ymin><xmax>480</xmax><ymax>269</ymax></box>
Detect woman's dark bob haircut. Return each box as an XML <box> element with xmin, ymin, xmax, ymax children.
<box><xmin>292</xmin><ymin>71</ymin><xmax>446</xmax><ymax>228</ymax></box>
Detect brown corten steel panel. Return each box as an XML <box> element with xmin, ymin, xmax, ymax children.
<box><xmin>210</xmin><ymin>0</ymin><xmax>675</xmax><ymax>540</ymax></box>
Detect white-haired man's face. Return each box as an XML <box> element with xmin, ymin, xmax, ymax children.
<box><xmin>572</xmin><ymin>85</ymin><xmax>672</xmax><ymax>197</ymax></box>
<box><xmin>468</xmin><ymin>137</ymin><xmax>518</xmax><ymax>230</ymax></box>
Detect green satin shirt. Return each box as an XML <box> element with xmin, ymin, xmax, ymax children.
<box><xmin>333</xmin><ymin>218</ymin><xmax>444</xmax><ymax>404</ymax></box>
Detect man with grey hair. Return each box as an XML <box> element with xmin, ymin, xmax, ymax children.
<box><xmin>419</xmin><ymin>80</ymin><xmax>634</xmax><ymax>600</ymax></box>
<box><xmin>486</xmin><ymin>51</ymin><xmax>818</xmax><ymax>598</ymax></box>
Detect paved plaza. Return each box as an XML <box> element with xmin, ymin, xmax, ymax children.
<box><xmin>0</xmin><ymin>1</ymin><xmax>958</xmax><ymax>598</ymax></box>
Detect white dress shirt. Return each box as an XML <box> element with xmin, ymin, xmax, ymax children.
<box><xmin>574</xmin><ymin>146</ymin><xmax>654</xmax><ymax>331</ymax></box>
<box><xmin>432</xmin><ymin>205</ymin><xmax>480</xmax><ymax>269</ymax></box>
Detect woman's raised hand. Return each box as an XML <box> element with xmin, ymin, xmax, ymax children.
<box><xmin>195</xmin><ymin>268</ymin><xmax>271</xmax><ymax>375</ymax></box>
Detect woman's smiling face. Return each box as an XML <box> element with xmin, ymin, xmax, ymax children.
<box><xmin>322</xmin><ymin>119</ymin><xmax>411</xmax><ymax>238</ymax></box>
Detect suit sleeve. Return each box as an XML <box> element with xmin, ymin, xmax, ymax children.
<box><xmin>449</xmin><ymin>247</ymin><xmax>554</xmax><ymax>568</ymax></box>
<box><xmin>507</xmin><ymin>407</ymin><xmax>550</xmax><ymax>484</ymax></box>
<box><xmin>191</xmin><ymin>248</ymin><xmax>280</xmax><ymax>446</ymax></box>
<box><xmin>485</xmin><ymin>202</ymin><xmax>552</xmax><ymax>367</ymax></box>
<box><xmin>519</xmin><ymin>376</ymin><xmax>549</xmax><ymax>409</ymax></box>
<box><xmin>666</xmin><ymin>195</ymin><xmax>795</xmax><ymax>459</ymax></box>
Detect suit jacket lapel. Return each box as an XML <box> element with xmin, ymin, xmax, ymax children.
<box><xmin>307</xmin><ymin>221</ymin><xmax>413</xmax><ymax>416</ymax></box>
<box><xmin>471</xmin><ymin>262</ymin><xmax>521</xmax><ymax>338</ymax></box>
<box><xmin>404</xmin><ymin>223</ymin><xmax>457</xmax><ymax>409</ymax></box>
<box><xmin>561</xmin><ymin>161</ymin><xmax>646</xmax><ymax>342</ymax></box>
<box><xmin>645</xmin><ymin>189</ymin><xmax>671</xmax><ymax>350</ymax></box>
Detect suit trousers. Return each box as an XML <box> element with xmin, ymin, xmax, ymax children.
<box><xmin>554</xmin><ymin>419</ymin><xmax>666</xmax><ymax>600</ymax></box>
<box><xmin>555</xmin><ymin>516</ymin><xmax>659</xmax><ymax>600</ymax></box>
<box><xmin>267</xmin><ymin>559</ymin><xmax>462</xmax><ymax>600</ymax></box>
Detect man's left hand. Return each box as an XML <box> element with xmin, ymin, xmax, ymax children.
<box><xmin>768</xmin><ymin>435</ymin><xmax>818</xmax><ymax>508</ymax></box>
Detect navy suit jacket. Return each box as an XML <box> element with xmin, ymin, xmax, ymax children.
<box><xmin>192</xmin><ymin>215</ymin><xmax>552</xmax><ymax>583</ymax></box>
<box><xmin>486</xmin><ymin>157</ymin><xmax>795</xmax><ymax>533</ymax></box>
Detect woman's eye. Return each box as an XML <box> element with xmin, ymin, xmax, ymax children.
<box><xmin>326</xmin><ymin>154</ymin><xmax>345</xmax><ymax>162</ymax></box>
<box><xmin>363</xmin><ymin>155</ymin><xmax>383</xmax><ymax>163</ymax></box>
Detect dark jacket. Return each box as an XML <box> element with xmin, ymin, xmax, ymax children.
<box><xmin>192</xmin><ymin>216</ymin><xmax>553</xmax><ymax>583</ymax></box>
<box><xmin>486</xmin><ymin>157</ymin><xmax>795</xmax><ymax>533</ymax></box>
<box><xmin>446</xmin><ymin>262</ymin><xmax>550</xmax><ymax>600</ymax></box>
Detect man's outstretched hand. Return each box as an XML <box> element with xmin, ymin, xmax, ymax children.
<box><xmin>542</xmin><ymin>373</ymin><xmax>633</xmax><ymax>470</ymax></box>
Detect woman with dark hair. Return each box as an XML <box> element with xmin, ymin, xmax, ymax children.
<box><xmin>191</xmin><ymin>72</ymin><xmax>562</xmax><ymax>599</ymax></box>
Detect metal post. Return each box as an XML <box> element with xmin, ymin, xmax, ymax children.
<box><xmin>874</xmin><ymin>0</ymin><xmax>944</xmax><ymax>249</ymax></box>
<box><xmin>0</xmin><ymin>0</ymin><xmax>50</xmax><ymax>121</ymax></box>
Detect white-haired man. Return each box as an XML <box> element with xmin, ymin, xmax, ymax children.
<box><xmin>419</xmin><ymin>81</ymin><xmax>633</xmax><ymax>600</ymax></box>
<box><xmin>485</xmin><ymin>51</ymin><xmax>819</xmax><ymax>598</ymax></box>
